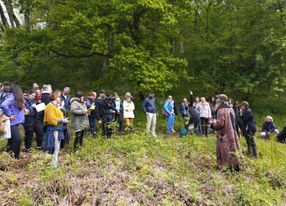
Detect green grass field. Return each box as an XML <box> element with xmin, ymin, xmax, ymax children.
<box><xmin>0</xmin><ymin>130</ymin><xmax>285</xmax><ymax>205</ymax></box>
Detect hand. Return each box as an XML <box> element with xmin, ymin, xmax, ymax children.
<box><xmin>62</xmin><ymin>118</ymin><xmax>69</xmax><ymax>124</ymax></box>
<box><xmin>98</xmin><ymin>120</ymin><xmax>102</xmax><ymax>124</ymax></box>
<box><xmin>10</xmin><ymin>115</ymin><xmax>16</xmax><ymax>121</ymax></box>
<box><xmin>189</xmin><ymin>91</ymin><xmax>193</xmax><ymax>95</ymax></box>
<box><xmin>31</xmin><ymin>104</ymin><xmax>37</xmax><ymax>108</ymax></box>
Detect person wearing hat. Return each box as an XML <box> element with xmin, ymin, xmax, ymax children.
<box><xmin>142</xmin><ymin>91</ymin><xmax>157</xmax><ymax>137</ymax></box>
<box><xmin>261</xmin><ymin>116</ymin><xmax>279</xmax><ymax>139</ymax></box>
<box><xmin>123</xmin><ymin>92</ymin><xmax>135</xmax><ymax>130</ymax></box>
<box><xmin>70</xmin><ymin>91</ymin><xmax>89</xmax><ymax>151</ymax></box>
<box><xmin>240</xmin><ymin>101</ymin><xmax>257</xmax><ymax>158</ymax></box>
<box><xmin>211</xmin><ymin>94</ymin><xmax>241</xmax><ymax>171</ymax></box>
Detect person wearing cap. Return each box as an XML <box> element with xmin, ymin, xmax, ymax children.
<box><xmin>211</xmin><ymin>94</ymin><xmax>241</xmax><ymax>171</ymax></box>
<box><xmin>240</xmin><ymin>101</ymin><xmax>257</xmax><ymax>158</ymax></box>
<box><xmin>142</xmin><ymin>91</ymin><xmax>157</xmax><ymax>137</ymax></box>
<box><xmin>70</xmin><ymin>91</ymin><xmax>89</xmax><ymax>151</ymax></box>
<box><xmin>123</xmin><ymin>92</ymin><xmax>135</xmax><ymax>130</ymax></box>
<box><xmin>261</xmin><ymin>116</ymin><xmax>279</xmax><ymax>139</ymax></box>
<box><xmin>163</xmin><ymin>95</ymin><xmax>176</xmax><ymax>134</ymax></box>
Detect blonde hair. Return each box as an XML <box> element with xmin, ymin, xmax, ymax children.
<box><xmin>265</xmin><ymin>116</ymin><xmax>273</xmax><ymax>122</ymax></box>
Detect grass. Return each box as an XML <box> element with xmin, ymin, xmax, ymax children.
<box><xmin>0</xmin><ymin>130</ymin><xmax>285</xmax><ymax>205</ymax></box>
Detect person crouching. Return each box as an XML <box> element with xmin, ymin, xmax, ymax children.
<box><xmin>261</xmin><ymin>116</ymin><xmax>279</xmax><ymax>139</ymax></box>
<box><xmin>70</xmin><ymin>92</ymin><xmax>89</xmax><ymax>151</ymax></box>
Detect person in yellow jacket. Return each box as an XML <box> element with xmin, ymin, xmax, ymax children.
<box><xmin>44</xmin><ymin>91</ymin><xmax>69</xmax><ymax>168</ymax></box>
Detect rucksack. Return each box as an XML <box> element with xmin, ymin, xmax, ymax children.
<box><xmin>277</xmin><ymin>127</ymin><xmax>286</xmax><ymax>143</ymax></box>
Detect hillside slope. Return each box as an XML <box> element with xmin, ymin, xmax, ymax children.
<box><xmin>0</xmin><ymin>134</ymin><xmax>286</xmax><ymax>206</ymax></box>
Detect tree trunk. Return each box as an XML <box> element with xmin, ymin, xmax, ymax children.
<box><xmin>24</xmin><ymin>8</ymin><xmax>30</xmax><ymax>31</ymax></box>
<box><xmin>3</xmin><ymin>0</ymin><xmax>20</xmax><ymax>28</ymax></box>
<box><xmin>0</xmin><ymin>3</ymin><xmax>8</xmax><ymax>28</ymax></box>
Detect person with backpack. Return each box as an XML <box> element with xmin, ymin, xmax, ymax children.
<box><xmin>163</xmin><ymin>95</ymin><xmax>176</xmax><ymax>134</ymax></box>
<box><xmin>123</xmin><ymin>92</ymin><xmax>135</xmax><ymax>130</ymax></box>
<box><xmin>240</xmin><ymin>101</ymin><xmax>257</xmax><ymax>158</ymax></box>
<box><xmin>44</xmin><ymin>90</ymin><xmax>69</xmax><ymax>168</ymax></box>
<box><xmin>70</xmin><ymin>91</ymin><xmax>89</xmax><ymax>151</ymax></box>
<box><xmin>142</xmin><ymin>91</ymin><xmax>157</xmax><ymax>137</ymax></box>
<box><xmin>1</xmin><ymin>85</ymin><xmax>25</xmax><ymax>159</ymax></box>
<box><xmin>23</xmin><ymin>89</ymin><xmax>43</xmax><ymax>152</ymax></box>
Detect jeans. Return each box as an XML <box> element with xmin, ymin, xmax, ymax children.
<box><xmin>51</xmin><ymin>130</ymin><xmax>61</xmax><ymax>168</ymax></box>
<box><xmin>167</xmin><ymin>114</ymin><xmax>175</xmax><ymax>133</ymax></box>
<box><xmin>146</xmin><ymin>113</ymin><xmax>157</xmax><ymax>136</ymax></box>
<box><xmin>89</xmin><ymin>116</ymin><xmax>97</xmax><ymax>134</ymax></box>
<box><xmin>7</xmin><ymin>125</ymin><xmax>22</xmax><ymax>159</ymax></box>
<box><xmin>200</xmin><ymin>117</ymin><xmax>209</xmax><ymax>136</ymax></box>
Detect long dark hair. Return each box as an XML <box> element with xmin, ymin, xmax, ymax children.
<box><xmin>12</xmin><ymin>85</ymin><xmax>24</xmax><ymax>109</ymax></box>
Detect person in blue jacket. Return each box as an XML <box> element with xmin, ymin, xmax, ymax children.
<box><xmin>163</xmin><ymin>95</ymin><xmax>175</xmax><ymax>134</ymax></box>
<box><xmin>1</xmin><ymin>85</ymin><xmax>25</xmax><ymax>159</ymax></box>
<box><xmin>142</xmin><ymin>91</ymin><xmax>157</xmax><ymax>137</ymax></box>
<box><xmin>261</xmin><ymin>116</ymin><xmax>279</xmax><ymax>139</ymax></box>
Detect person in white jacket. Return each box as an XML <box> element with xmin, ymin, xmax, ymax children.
<box><xmin>197</xmin><ymin>97</ymin><xmax>212</xmax><ymax>136</ymax></box>
<box><xmin>123</xmin><ymin>92</ymin><xmax>135</xmax><ymax>129</ymax></box>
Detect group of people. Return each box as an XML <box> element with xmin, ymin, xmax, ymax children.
<box><xmin>0</xmin><ymin>82</ymin><xmax>283</xmax><ymax>170</ymax></box>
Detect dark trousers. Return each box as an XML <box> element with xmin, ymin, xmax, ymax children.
<box><xmin>200</xmin><ymin>117</ymin><xmax>209</xmax><ymax>137</ymax></box>
<box><xmin>89</xmin><ymin>116</ymin><xmax>97</xmax><ymax>135</ymax></box>
<box><xmin>245</xmin><ymin>135</ymin><xmax>257</xmax><ymax>157</ymax></box>
<box><xmin>7</xmin><ymin>125</ymin><xmax>22</xmax><ymax>159</ymax></box>
<box><xmin>24</xmin><ymin>117</ymin><xmax>43</xmax><ymax>150</ymax></box>
<box><xmin>114</xmin><ymin>113</ymin><xmax>123</xmax><ymax>132</ymax></box>
<box><xmin>74</xmin><ymin>130</ymin><xmax>84</xmax><ymax>150</ymax></box>
<box><xmin>102</xmin><ymin>116</ymin><xmax>113</xmax><ymax>138</ymax></box>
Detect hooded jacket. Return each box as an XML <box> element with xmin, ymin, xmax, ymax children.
<box><xmin>70</xmin><ymin>97</ymin><xmax>89</xmax><ymax>132</ymax></box>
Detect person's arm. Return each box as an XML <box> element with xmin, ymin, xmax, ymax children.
<box><xmin>212</xmin><ymin>110</ymin><xmax>225</xmax><ymax>130</ymax></box>
<box><xmin>189</xmin><ymin>91</ymin><xmax>193</xmax><ymax>106</ymax></box>
<box><xmin>1</xmin><ymin>95</ymin><xmax>13</xmax><ymax>117</ymax></box>
<box><xmin>131</xmin><ymin>102</ymin><xmax>135</xmax><ymax>111</ymax></box>
<box><xmin>271</xmin><ymin>123</ymin><xmax>277</xmax><ymax>132</ymax></box>
<box><xmin>163</xmin><ymin>101</ymin><xmax>170</xmax><ymax>115</ymax></box>
<box><xmin>142</xmin><ymin>99</ymin><xmax>147</xmax><ymax>113</ymax></box>
<box><xmin>208</xmin><ymin>104</ymin><xmax>212</xmax><ymax>119</ymax></box>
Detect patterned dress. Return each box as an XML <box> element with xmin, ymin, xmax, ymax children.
<box><xmin>213</xmin><ymin>103</ymin><xmax>241</xmax><ymax>168</ymax></box>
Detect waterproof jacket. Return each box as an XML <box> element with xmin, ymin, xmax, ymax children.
<box><xmin>70</xmin><ymin>97</ymin><xmax>89</xmax><ymax>132</ymax></box>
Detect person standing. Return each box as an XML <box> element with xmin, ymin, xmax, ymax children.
<box><xmin>61</xmin><ymin>87</ymin><xmax>71</xmax><ymax>113</ymax></box>
<box><xmin>113</xmin><ymin>92</ymin><xmax>123</xmax><ymax>132</ymax></box>
<box><xmin>197</xmin><ymin>97</ymin><xmax>212</xmax><ymax>136</ymax></box>
<box><xmin>70</xmin><ymin>91</ymin><xmax>89</xmax><ymax>151</ymax></box>
<box><xmin>41</xmin><ymin>84</ymin><xmax>53</xmax><ymax>105</ymax></box>
<box><xmin>180</xmin><ymin>98</ymin><xmax>190</xmax><ymax>130</ymax></box>
<box><xmin>240</xmin><ymin>101</ymin><xmax>257</xmax><ymax>158</ymax></box>
<box><xmin>86</xmin><ymin>92</ymin><xmax>98</xmax><ymax>136</ymax></box>
<box><xmin>97</xmin><ymin>90</ymin><xmax>116</xmax><ymax>138</ymax></box>
<box><xmin>1</xmin><ymin>85</ymin><xmax>25</xmax><ymax>159</ymax></box>
<box><xmin>23</xmin><ymin>89</ymin><xmax>43</xmax><ymax>152</ymax></box>
<box><xmin>163</xmin><ymin>95</ymin><xmax>175</xmax><ymax>134</ymax></box>
<box><xmin>44</xmin><ymin>91</ymin><xmax>69</xmax><ymax>168</ymax></box>
<box><xmin>123</xmin><ymin>92</ymin><xmax>135</xmax><ymax>130</ymax></box>
<box><xmin>211</xmin><ymin>94</ymin><xmax>241</xmax><ymax>171</ymax></box>
<box><xmin>142</xmin><ymin>91</ymin><xmax>157</xmax><ymax>137</ymax></box>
